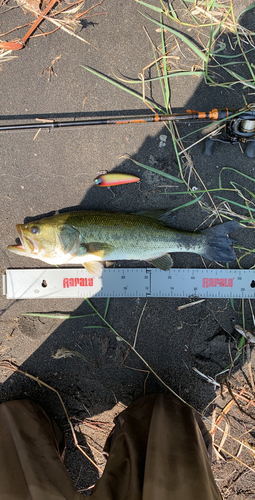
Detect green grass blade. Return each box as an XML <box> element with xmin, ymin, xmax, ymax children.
<box><xmin>204</xmin><ymin>1</ymin><xmax>215</xmax><ymax>79</ymax></box>
<box><xmin>178</xmin><ymin>0</ymin><xmax>200</xmax><ymax>25</ymax></box>
<box><xmin>161</xmin><ymin>0</ymin><xmax>178</xmax><ymax>20</ymax></box>
<box><xmin>83</xmin><ymin>326</ymin><xmax>108</xmax><ymax>329</ymax></box>
<box><xmin>114</xmin><ymin>70</ymin><xmax>204</xmax><ymax>85</ymax></box>
<box><xmin>158</xmin><ymin>188</ymin><xmax>236</xmax><ymax>195</ymax></box>
<box><xmin>214</xmin><ymin>60</ymin><xmax>254</xmax><ymax>68</ymax></box>
<box><xmin>237</xmin><ymin>3</ymin><xmax>255</xmax><ymax>22</ymax></box>
<box><xmin>239</xmin><ymin>219</ymin><xmax>255</xmax><ymax>225</ymax></box>
<box><xmin>139</xmin><ymin>12</ymin><xmax>207</xmax><ymax>62</ymax></box>
<box><xmin>81</xmin><ymin>66</ymin><xmax>163</xmax><ymax>111</ymax></box>
<box><xmin>216</xmin><ymin>196</ymin><xmax>255</xmax><ymax>213</ymax></box>
<box><xmin>230</xmin><ymin>182</ymin><xmax>255</xmax><ymax>200</ymax></box>
<box><xmin>221</xmin><ymin>66</ymin><xmax>255</xmax><ymax>90</ymax></box>
<box><xmin>170</xmin><ymin>195</ymin><xmax>203</xmax><ymax>212</ymax></box>
<box><xmin>135</xmin><ymin>0</ymin><xmax>163</xmax><ymax>13</ymax></box>
<box><xmin>158</xmin><ymin>13</ymin><xmax>185</xmax><ymax>183</ymax></box>
<box><xmin>128</xmin><ymin>158</ymin><xmax>184</xmax><ymax>183</ymax></box>
<box><xmin>219</xmin><ymin>167</ymin><xmax>255</xmax><ymax>189</ymax></box>
<box><xmin>160</xmin><ymin>12</ymin><xmax>170</xmax><ymax>109</ymax></box>
<box><xmin>104</xmin><ymin>297</ymin><xmax>110</xmax><ymax>319</ymax></box>
<box><xmin>183</xmin><ymin>0</ymin><xmax>234</xmax><ymax>7</ymax></box>
<box><xmin>213</xmin><ymin>47</ymin><xmax>255</xmax><ymax>59</ymax></box>
<box><xmin>169</xmin><ymin>125</ymin><xmax>185</xmax><ymax>181</ymax></box>
<box><xmin>151</xmin><ymin>41</ymin><xmax>166</xmax><ymax>107</ymax></box>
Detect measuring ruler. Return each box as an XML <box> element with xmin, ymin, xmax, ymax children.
<box><xmin>3</xmin><ymin>268</ymin><xmax>255</xmax><ymax>299</ymax></box>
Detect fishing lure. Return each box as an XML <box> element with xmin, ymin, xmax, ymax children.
<box><xmin>94</xmin><ymin>173</ymin><xmax>140</xmax><ymax>187</ymax></box>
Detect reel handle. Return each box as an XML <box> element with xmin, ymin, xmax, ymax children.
<box><xmin>203</xmin><ymin>138</ymin><xmax>215</xmax><ymax>156</ymax></box>
<box><xmin>246</xmin><ymin>142</ymin><xmax>255</xmax><ymax>158</ymax></box>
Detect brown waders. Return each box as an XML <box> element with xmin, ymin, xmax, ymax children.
<box><xmin>0</xmin><ymin>394</ymin><xmax>222</xmax><ymax>500</ymax></box>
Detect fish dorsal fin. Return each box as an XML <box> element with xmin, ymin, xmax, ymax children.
<box><xmin>135</xmin><ymin>210</ymin><xmax>175</xmax><ymax>226</ymax></box>
<box><xmin>81</xmin><ymin>242</ymin><xmax>114</xmax><ymax>258</ymax></box>
<box><xmin>83</xmin><ymin>260</ymin><xmax>104</xmax><ymax>277</ymax></box>
<box><xmin>149</xmin><ymin>254</ymin><xmax>173</xmax><ymax>271</ymax></box>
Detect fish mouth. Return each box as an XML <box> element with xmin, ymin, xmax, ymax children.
<box><xmin>7</xmin><ymin>225</ymin><xmax>35</xmax><ymax>255</ymax></box>
<box><xmin>16</xmin><ymin>225</ymin><xmax>25</xmax><ymax>248</ymax></box>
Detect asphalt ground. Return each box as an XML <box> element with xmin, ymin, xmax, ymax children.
<box><xmin>1</xmin><ymin>0</ymin><xmax>255</xmax><ymax>496</ymax></box>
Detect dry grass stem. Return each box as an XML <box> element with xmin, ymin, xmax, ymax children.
<box><xmin>214</xmin><ymin>443</ymin><xmax>255</xmax><ymax>473</ymax></box>
<box><xmin>0</xmin><ymin>0</ymin><xmax>106</xmax><ymax>51</ymax></box>
<box><xmin>177</xmin><ymin>299</ymin><xmax>205</xmax><ymax>311</ymax></box>
<box><xmin>235</xmin><ymin>324</ymin><xmax>255</xmax><ymax>344</ymax></box>
<box><xmin>133</xmin><ymin>301</ymin><xmax>147</xmax><ymax>349</ymax></box>
<box><xmin>246</xmin><ymin>342</ymin><xmax>255</xmax><ymax>393</ymax></box>
<box><xmin>217</xmin><ymin>420</ymin><xmax>230</xmax><ymax>455</ymax></box>
<box><xmin>205</xmin><ymin>414</ymin><xmax>255</xmax><ymax>455</ymax></box>
<box><xmin>210</xmin><ymin>389</ymin><xmax>245</xmax><ymax>435</ymax></box>
<box><xmin>52</xmin><ymin>346</ymin><xmax>88</xmax><ymax>362</ymax></box>
<box><xmin>41</xmin><ymin>54</ymin><xmax>61</xmax><ymax>81</ymax></box>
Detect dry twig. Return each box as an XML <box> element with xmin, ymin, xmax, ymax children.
<box><xmin>41</xmin><ymin>54</ymin><xmax>61</xmax><ymax>81</ymax></box>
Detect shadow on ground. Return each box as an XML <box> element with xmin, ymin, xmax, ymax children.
<box><xmin>1</xmin><ymin>6</ymin><xmax>255</xmax><ymax>493</ymax></box>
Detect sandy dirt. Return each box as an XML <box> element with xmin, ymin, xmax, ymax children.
<box><xmin>0</xmin><ymin>0</ymin><xmax>255</xmax><ymax>497</ymax></box>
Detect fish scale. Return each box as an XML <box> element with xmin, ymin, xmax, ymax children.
<box><xmin>7</xmin><ymin>211</ymin><xmax>239</xmax><ymax>274</ymax></box>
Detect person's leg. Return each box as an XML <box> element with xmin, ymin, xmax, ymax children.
<box><xmin>0</xmin><ymin>399</ymin><xmax>83</xmax><ymax>500</ymax></box>
<box><xmin>0</xmin><ymin>394</ymin><xmax>222</xmax><ymax>500</ymax></box>
<box><xmin>91</xmin><ymin>393</ymin><xmax>222</xmax><ymax>500</ymax></box>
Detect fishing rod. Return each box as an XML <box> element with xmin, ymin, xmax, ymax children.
<box><xmin>1</xmin><ymin>104</ymin><xmax>255</xmax><ymax>157</ymax></box>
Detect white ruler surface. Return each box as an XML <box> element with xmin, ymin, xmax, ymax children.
<box><xmin>3</xmin><ymin>268</ymin><xmax>255</xmax><ymax>299</ymax></box>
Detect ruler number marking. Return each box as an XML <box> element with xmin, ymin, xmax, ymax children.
<box><xmin>4</xmin><ymin>268</ymin><xmax>255</xmax><ymax>299</ymax></box>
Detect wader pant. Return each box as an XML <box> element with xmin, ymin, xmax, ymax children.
<box><xmin>0</xmin><ymin>394</ymin><xmax>222</xmax><ymax>500</ymax></box>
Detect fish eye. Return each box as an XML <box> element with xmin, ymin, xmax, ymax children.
<box><xmin>94</xmin><ymin>177</ymin><xmax>102</xmax><ymax>185</ymax></box>
<box><xmin>31</xmin><ymin>226</ymin><xmax>39</xmax><ymax>235</ymax></box>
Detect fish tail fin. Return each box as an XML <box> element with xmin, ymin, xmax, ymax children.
<box><xmin>200</xmin><ymin>220</ymin><xmax>239</xmax><ymax>263</ymax></box>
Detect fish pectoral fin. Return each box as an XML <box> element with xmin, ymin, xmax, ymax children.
<box><xmin>105</xmin><ymin>261</ymin><xmax>114</xmax><ymax>267</ymax></box>
<box><xmin>149</xmin><ymin>254</ymin><xmax>173</xmax><ymax>271</ymax></box>
<box><xmin>83</xmin><ymin>260</ymin><xmax>104</xmax><ymax>277</ymax></box>
<box><xmin>81</xmin><ymin>242</ymin><xmax>114</xmax><ymax>259</ymax></box>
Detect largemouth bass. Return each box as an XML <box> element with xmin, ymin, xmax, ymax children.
<box><xmin>7</xmin><ymin>210</ymin><xmax>239</xmax><ymax>276</ymax></box>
